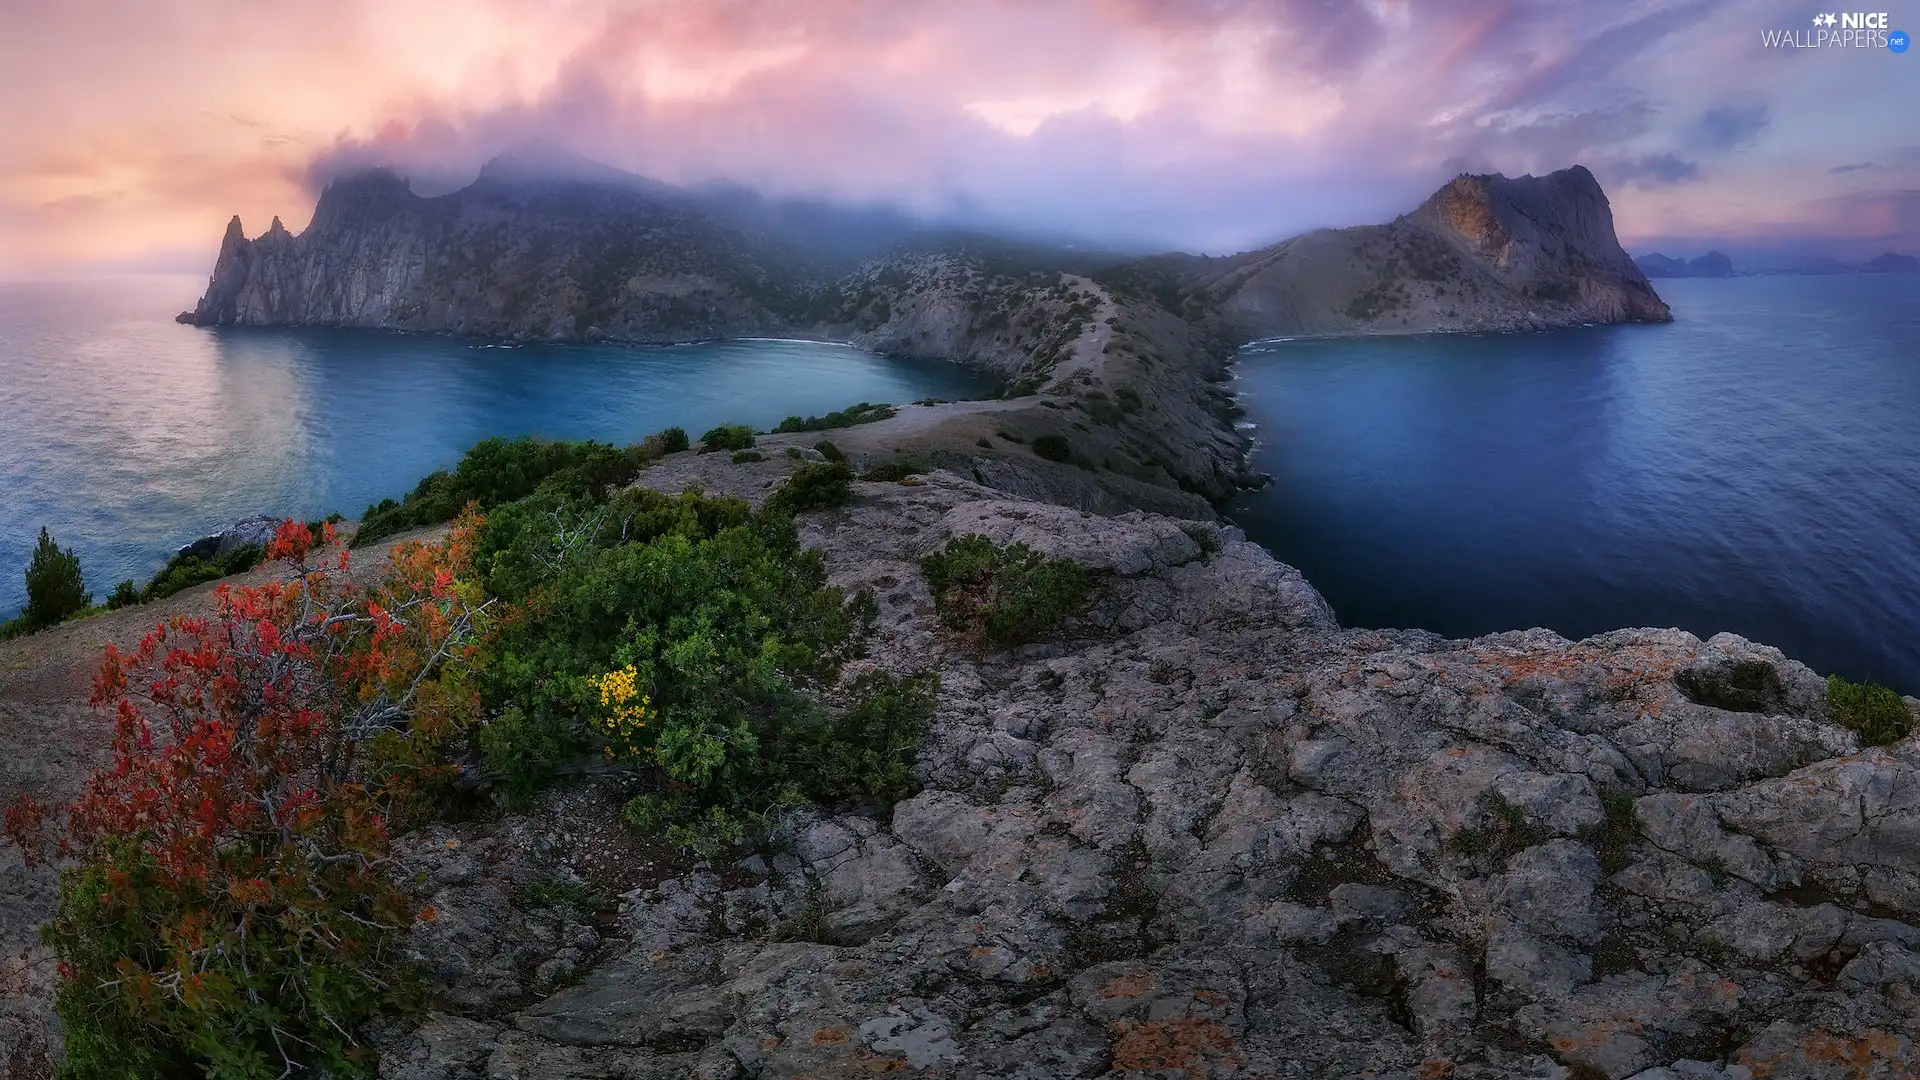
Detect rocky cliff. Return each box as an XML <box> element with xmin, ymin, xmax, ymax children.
<box><xmin>345</xmin><ymin>456</ymin><xmax>1914</xmax><ymax>1080</ymax></box>
<box><xmin>1144</xmin><ymin>166</ymin><xmax>1671</xmax><ymax>341</ymax></box>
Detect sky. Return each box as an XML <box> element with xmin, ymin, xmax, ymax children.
<box><xmin>1</xmin><ymin>0</ymin><xmax>1914</xmax><ymax>277</ymax></box>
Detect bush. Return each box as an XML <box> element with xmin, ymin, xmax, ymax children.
<box><xmin>977</xmin><ymin>438</ymin><xmax>993</xmax><ymax>448</ymax></box>
<box><xmin>698</xmin><ymin>425</ymin><xmax>756</xmax><ymax>453</ymax></box>
<box><xmin>813</xmin><ymin>440</ymin><xmax>845</xmax><ymax>463</ymax></box>
<box><xmin>22</xmin><ymin>527</ymin><xmax>89</xmax><ymax>629</ymax></box>
<box><xmin>766</xmin><ymin>462</ymin><xmax>855</xmax><ymax>514</ymax></box>
<box><xmin>353</xmin><ymin>436</ymin><xmax>651</xmax><ymax>548</ymax></box>
<box><xmin>772</xmin><ymin>402</ymin><xmax>897</xmax><ymax>434</ymax></box>
<box><xmin>786</xmin><ymin>447</ymin><xmax>806</xmax><ymax>460</ymax></box>
<box><xmin>104</xmin><ymin>579</ymin><xmax>141</xmax><ymax>610</ymax></box>
<box><xmin>731</xmin><ymin>450</ymin><xmax>766</xmax><ymax>463</ymax></box>
<box><xmin>646</xmin><ymin>426</ymin><xmax>690</xmax><ymax>455</ymax></box>
<box><xmin>140</xmin><ymin>543</ymin><xmax>264</xmax><ymax>604</ymax></box>
<box><xmin>1031</xmin><ymin>434</ymin><xmax>1071</xmax><ymax>462</ymax></box>
<box><xmin>1827</xmin><ymin>675</ymin><xmax>1914</xmax><ymax>746</ymax></box>
<box><xmin>4</xmin><ymin>519</ymin><xmax>489</xmax><ymax>1080</ymax></box>
<box><xmin>920</xmin><ymin>535</ymin><xmax>1089</xmax><ymax>649</ymax></box>
<box><xmin>468</xmin><ymin>483</ymin><xmax>938</xmax><ymax>852</ymax></box>
<box><xmin>859</xmin><ymin>460</ymin><xmax>926</xmax><ymax>483</ymax></box>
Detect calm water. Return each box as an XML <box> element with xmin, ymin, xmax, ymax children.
<box><xmin>0</xmin><ymin>275</ymin><xmax>986</xmax><ymax>617</ymax></box>
<box><xmin>1229</xmin><ymin>274</ymin><xmax>1920</xmax><ymax>693</ymax></box>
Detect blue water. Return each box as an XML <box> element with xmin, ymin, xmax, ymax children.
<box><xmin>1229</xmin><ymin>274</ymin><xmax>1920</xmax><ymax>693</ymax></box>
<box><xmin>0</xmin><ymin>275</ymin><xmax>987</xmax><ymax>617</ymax></box>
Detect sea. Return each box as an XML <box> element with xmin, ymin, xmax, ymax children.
<box><xmin>0</xmin><ymin>275</ymin><xmax>986</xmax><ymax>618</ymax></box>
<box><xmin>3</xmin><ymin>272</ymin><xmax>1917</xmax><ymax>694</ymax></box>
<box><xmin>1227</xmin><ymin>273</ymin><xmax>1920</xmax><ymax>693</ymax></box>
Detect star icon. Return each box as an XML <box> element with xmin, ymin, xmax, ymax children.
<box><xmin>1825</xmin><ymin>13</ymin><xmax>1840</xmax><ymax>25</ymax></box>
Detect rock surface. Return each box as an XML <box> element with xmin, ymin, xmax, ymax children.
<box><xmin>355</xmin><ymin>467</ymin><xmax>1919</xmax><ymax>1080</ymax></box>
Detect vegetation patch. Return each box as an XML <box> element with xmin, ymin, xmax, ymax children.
<box><xmin>1031</xmin><ymin>434</ymin><xmax>1072</xmax><ymax>462</ymax></box>
<box><xmin>354</xmin><ymin>434</ymin><xmax>667</xmax><ymax>548</ymax></box>
<box><xmin>1827</xmin><ymin>674</ymin><xmax>1914</xmax><ymax>746</ymax></box>
<box><xmin>4</xmin><ymin>519</ymin><xmax>487</xmax><ymax>1079</ymax></box>
<box><xmin>139</xmin><ymin>543</ymin><xmax>265</xmax><ymax>604</ymax></box>
<box><xmin>773</xmin><ymin>402</ymin><xmax>896</xmax><ymax>433</ymax></box>
<box><xmin>812</xmin><ymin>440</ymin><xmax>845</xmax><ymax>463</ymax></box>
<box><xmin>766</xmin><ymin>462</ymin><xmax>855</xmax><ymax>514</ymax></box>
<box><xmin>9</xmin><ymin>527</ymin><xmax>90</xmax><ymax>634</ymax></box>
<box><xmin>920</xmin><ymin>535</ymin><xmax>1090</xmax><ymax>649</ymax></box>
<box><xmin>1579</xmin><ymin>788</ymin><xmax>1642</xmax><ymax>874</ymax></box>
<box><xmin>1446</xmin><ymin>791</ymin><xmax>1551</xmax><ymax>870</ymax></box>
<box><xmin>698</xmin><ymin>425</ymin><xmax>756</xmax><ymax>453</ymax></box>
<box><xmin>731</xmin><ymin>450</ymin><xmax>765</xmax><ymax>463</ymax></box>
<box><xmin>859</xmin><ymin>459</ymin><xmax>927</xmax><ymax>483</ymax></box>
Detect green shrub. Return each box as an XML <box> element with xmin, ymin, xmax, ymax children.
<box><xmin>813</xmin><ymin>440</ymin><xmax>845</xmax><ymax>463</ymax></box>
<box><xmin>976</xmin><ymin>438</ymin><xmax>993</xmax><ymax>448</ymax></box>
<box><xmin>766</xmin><ymin>462</ymin><xmax>854</xmax><ymax>514</ymax></box>
<box><xmin>786</xmin><ymin>447</ymin><xmax>806</xmax><ymax>460</ymax></box>
<box><xmin>994</xmin><ymin>429</ymin><xmax>1025</xmax><ymax>444</ymax></box>
<box><xmin>920</xmin><ymin>536</ymin><xmax>1089</xmax><ymax>649</ymax></box>
<box><xmin>471</xmin><ymin>488</ymin><xmax>907</xmax><ymax>845</ymax></box>
<box><xmin>353</xmin><ymin>436</ymin><xmax>649</xmax><ymax>548</ymax></box>
<box><xmin>22</xmin><ymin>527</ymin><xmax>89</xmax><ymax>629</ymax></box>
<box><xmin>698</xmin><ymin>425</ymin><xmax>756</xmax><ymax>453</ymax></box>
<box><xmin>731</xmin><ymin>450</ymin><xmax>766</xmax><ymax>464</ymax></box>
<box><xmin>772</xmin><ymin>402</ymin><xmax>896</xmax><ymax>434</ymax></box>
<box><xmin>646</xmin><ymin>426</ymin><xmax>690</xmax><ymax>455</ymax></box>
<box><xmin>104</xmin><ymin>579</ymin><xmax>141</xmax><ymax>610</ymax></box>
<box><xmin>1031</xmin><ymin>434</ymin><xmax>1071</xmax><ymax>462</ymax></box>
<box><xmin>859</xmin><ymin>460</ymin><xmax>926</xmax><ymax>483</ymax></box>
<box><xmin>1827</xmin><ymin>675</ymin><xmax>1914</xmax><ymax>746</ymax></box>
<box><xmin>140</xmin><ymin>544</ymin><xmax>264</xmax><ymax>604</ymax></box>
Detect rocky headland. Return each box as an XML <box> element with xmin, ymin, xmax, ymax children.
<box><xmin>3</xmin><ymin>164</ymin><xmax>1912</xmax><ymax>1079</ymax></box>
<box><xmin>174</xmin><ymin>160</ymin><xmax>1668</xmax><ymax>515</ymax></box>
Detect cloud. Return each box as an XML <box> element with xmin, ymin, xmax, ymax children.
<box><xmin>1830</xmin><ymin>162</ymin><xmax>1877</xmax><ymax>173</ymax></box>
<box><xmin>0</xmin><ymin>0</ymin><xmax>1909</xmax><ymax>270</ymax></box>
<box><xmin>1694</xmin><ymin>103</ymin><xmax>1769</xmax><ymax>151</ymax></box>
<box><xmin>1603</xmin><ymin>153</ymin><xmax>1703</xmax><ymax>187</ymax></box>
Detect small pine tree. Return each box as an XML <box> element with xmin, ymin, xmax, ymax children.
<box><xmin>23</xmin><ymin>527</ymin><xmax>88</xmax><ymax>628</ymax></box>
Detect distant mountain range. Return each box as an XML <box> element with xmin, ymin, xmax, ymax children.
<box><xmin>1635</xmin><ymin>249</ymin><xmax>1917</xmax><ymax>277</ymax></box>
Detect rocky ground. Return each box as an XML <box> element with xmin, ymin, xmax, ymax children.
<box><xmin>346</xmin><ymin>466</ymin><xmax>1918</xmax><ymax>1080</ymax></box>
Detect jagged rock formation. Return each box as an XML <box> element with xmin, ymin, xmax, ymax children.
<box><xmin>357</xmin><ymin>459</ymin><xmax>1919</xmax><ymax>1080</ymax></box>
<box><xmin>1637</xmin><ymin>251</ymin><xmax>1737</xmax><ymax>279</ymax></box>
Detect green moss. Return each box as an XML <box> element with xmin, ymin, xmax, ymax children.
<box><xmin>1827</xmin><ymin>674</ymin><xmax>1914</xmax><ymax>746</ymax></box>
